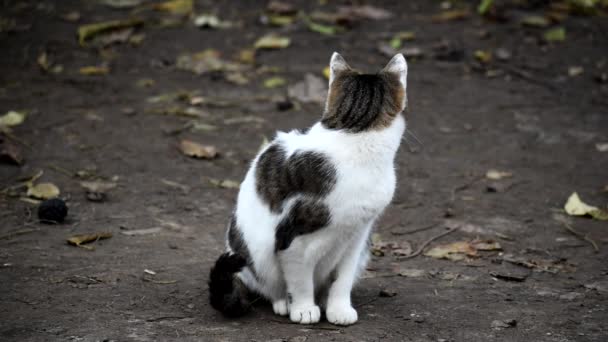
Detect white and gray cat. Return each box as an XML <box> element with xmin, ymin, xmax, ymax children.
<box><xmin>209</xmin><ymin>52</ymin><xmax>408</xmax><ymax>326</ymax></box>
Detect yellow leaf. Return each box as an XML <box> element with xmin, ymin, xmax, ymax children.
<box><xmin>154</xmin><ymin>0</ymin><xmax>193</xmax><ymax>15</ymax></box>
<box><xmin>0</xmin><ymin>111</ymin><xmax>26</xmax><ymax>127</ymax></box>
<box><xmin>322</xmin><ymin>66</ymin><xmax>330</xmax><ymax>80</ymax></box>
<box><xmin>67</xmin><ymin>232</ymin><xmax>112</xmax><ymax>249</ymax></box>
<box><xmin>79</xmin><ymin>66</ymin><xmax>109</xmax><ymax>75</ymax></box>
<box><xmin>77</xmin><ymin>18</ymin><xmax>144</xmax><ymax>46</ymax></box>
<box><xmin>565</xmin><ymin>192</ymin><xmax>608</xmax><ymax>220</ymax></box>
<box><xmin>263</xmin><ymin>76</ymin><xmax>286</xmax><ymax>88</ymax></box>
<box><xmin>254</xmin><ymin>34</ymin><xmax>290</xmax><ymax>49</ymax></box>
<box><xmin>27</xmin><ymin>183</ymin><xmax>60</xmax><ymax>199</ymax></box>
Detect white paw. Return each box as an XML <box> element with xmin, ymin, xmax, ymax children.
<box><xmin>326</xmin><ymin>305</ymin><xmax>358</xmax><ymax>326</ymax></box>
<box><xmin>272</xmin><ymin>299</ymin><xmax>289</xmax><ymax>316</ymax></box>
<box><xmin>289</xmin><ymin>305</ymin><xmax>321</xmax><ymax>324</ymax></box>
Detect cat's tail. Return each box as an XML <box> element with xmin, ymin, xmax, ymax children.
<box><xmin>208</xmin><ymin>252</ymin><xmax>251</xmax><ymax>317</ymax></box>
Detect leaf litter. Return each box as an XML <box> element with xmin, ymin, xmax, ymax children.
<box><xmin>424</xmin><ymin>239</ymin><xmax>502</xmax><ymax>261</ymax></box>
<box><xmin>564</xmin><ymin>192</ymin><xmax>608</xmax><ymax>220</ymax></box>
<box><xmin>178</xmin><ymin>139</ymin><xmax>218</xmax><ymax>159</ymax></box>
<box><xmin>67</xmin><ymin>232</ymin><xmax>112</xmax><ymax>250</ymax></box>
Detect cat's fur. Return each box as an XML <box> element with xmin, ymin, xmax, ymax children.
<box><xmin>209</xmin><ymin>52</ymin><xmax>408</xmax><ymax>325</ymax></box>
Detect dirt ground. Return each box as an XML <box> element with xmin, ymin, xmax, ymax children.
<box><xmin>1</xmin><ymin>1</ymin><xmax>607</xmax><ymax>341</ymax></box>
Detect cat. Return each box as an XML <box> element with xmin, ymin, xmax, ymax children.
<box><xmin>209</xmin><ymin>52</ymin><xmax>408</xmax><ymax>326</ymax></box>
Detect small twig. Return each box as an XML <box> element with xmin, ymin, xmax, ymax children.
<box><xmin>391</xmin><ymin>222</ymin><xmax>439</xmax><ymax>236</ymax></box>
<box><xmin>450</xmin><ymin>176</ymin><xmax>483</xmax><ymax>202</ymax></box>
<box><xmin>563</xmin><ymin>222</ymin><xmax>599</xmax><ymax>253</ymax></box>
<box><xmin>267</xmin><ymin>318</ymin><xmax>342</xmax><ymax>331</ymax></box>
<box><xmin>48</xmin><ymin>164</ymin><xmax>74</xmax><ymax>178</ymax></box>
<box><xmin>0</xmin><ymin>228</ymin><xmax>39</xmax><ymax>240</ymax></box>
<box><xmin>495</xmin><ymin>62</ymin><xmax>559</xmax><ymax>92</ymax></box>
<box><xmin>355</xmin><ymin>296</ymin><xmax>380</xmax><ymax>308</ymax></box>
<box><xmin>146</xmin><ymin>316</ymin><xmax>191</xmax><ymax>322</ymax></box>
<box><xmin>398</xmin><ymin>226</ymin><xmax>460</xmax><ymax>260</ymax></box>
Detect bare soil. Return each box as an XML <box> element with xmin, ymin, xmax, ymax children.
<box><xmin>1</xmin><ymin>1</ymin><xmax>607</xmax><ymax>341</ymax></box>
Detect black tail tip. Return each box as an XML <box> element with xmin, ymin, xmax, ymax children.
<box><xmin>208</xmin><ymin>253</ymin><xmax>250</xmax><ymax>318</ymax></box>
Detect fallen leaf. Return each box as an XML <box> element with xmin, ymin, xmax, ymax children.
<box><xmin>121</xmin><ymin>227</ymin><xmax>162</xmax><ymax>236</ymax></box>
<box><xmin>27</xmin><ymin>183</ymin><xmax>60</xmax><ymax>200</ymax></box>
<box><xmin>338</xmin><ymin>5</ymin><xmax>392</xmax><ymax>20</ymax></box>
<box><xmin>208</xmin><ymin>178</ymin><xmax>240</xmax><ymax>189</ymax></box>
<box><xmin>322</xmin><ymin>66</ymin><xmax>330</xmax><ymax>79</ymax></box>
<box><xmin>265</xmin><ymin>14</ymin><xmax>295</xmax><ymax>26</ymax></box>
<box><xmin>432</xmin><ymin>10</ymin><xmax>470</xmax><ymax>22</ymax></box>
<box><xmin>474</xmin><ymin>50</ymin><xmax>492</xmax><ymax>63</ymax></box>
<box><xmin>564</xmin><ymin>192</ymin><xmax>608</xmax><ymax>220</ymax></box>
<box><xmin>80</xmin><ymin>180</ymin><xmax>116</xmax><ymax>202</ymax></box>
<box><xmin>223</xmin><ymin>116</ymin><xmax>266</xmax><ymax>125</ymax></box>
<box><xmin>596</xmin><ymin>143</ymin><xmax>608</xmax><ymax>152</ymax></box>
<box><xmin>0</xmin><ymin>111</ymin><xmax>26</xmax><ymax>128</ymax></box>
<box><xmin>287</xmin><ymin>73</ymin><xmax>327</xmax><ymax>106</ymax></box>
<box><xmin>101</xmin><ymin>0</ymin><xmax>143</xmax><ymax>8</ymax></box>
<box><xmin>153</xmin><ymin>0</ymin><xmax>193</xmax><ymax>15</ymax></box>
<box><xmin>225</xmin><ymin>72</ymin><xmax>249</xmax><ymax>85</ymax></box>
<box><xmin>305</xmin><ymin>19</ymin><xmax>338</xmax><ymax>35</ymax></box>
<box><xmin>544</xmin><ymin>27</ymin><xmax>566</xmax><ymax>42</ymax></box>
<box><xmin>568</xmin><ymin>66</ymin><xmax>584</xmax><ymax>77</ymax></box>
<box><xmin>424</xmin><ymin>239</ymin><xmax>501</xmax><ymax>261</ymax></box>
<box><xmin>254</xmin><ymin>34</ymin><xmax>290</xmax><ymax>49</ymax></box>
<box><xmin>521</xmin><ymin>15</ymin><xmax>550</xmax><ymax>27</ymax></box>
<box><xmin>179</xmin><ymin>140</ymin><xmax>218</xmax><ymax>159</ymax></box>
<box><xmin>176</xmin><ymin>49</ymin><xmax>243</xmax><ymax>74</ymax></box>
<box><xmin>485</xmin><ymin>169</ymin><xmax>512</xmax><ymax>180</ymax></box>
<box><xmin>237</xmin><ymin>49</ymin><xmax>256</xmax><ymax>64</ymax></box>
<box><xmin>394</xmin><ymin>268</ymin><xmax>427</xmax><ymax>278</ymax></box>
<box><xmin>477</xmin><ymin>0</ymin><xmax>494</xmax><ymax>15</ymax></box>
<box><xmin>79</xmin><ymin>66</ymin><xmax>109</xmax><ymax>75</ymax></box>
<box><xmin>67</xmin><ymin>232</ymin><xmax>112</xmax><ymax>249</ymax></box>
<box><xmin>263</xmin><ymin>76</ymin><xmax>286</xmax><ymax>88</ymax></box>
<box><xmin>194</xmin><ymin>14</ymin><xmax>233</xmax><ymax>29</ymax></box>
<box><xmin>389</xmin><ymin>31</ymin><xmax>415</xmax><ymax>49</ymax></box>
<box><xmin>267</xmin><ymin>1</ymin><xmax>296</xmax><ymax>15</ymax></box>
<box><xmin>77</xmin><ymin>18</ymin><xmax>144</xmax><ymax>46</ymax></box>
<box><xmin>62</xmin><ymin>11</ymin><xmax>81</xmax><ymax>22</ymax></box>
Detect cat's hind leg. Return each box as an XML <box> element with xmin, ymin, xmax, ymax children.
<box><xmin>324</xmin><ymin>222</ymin><xmax>373</xmax><ymax>326</ymax></box>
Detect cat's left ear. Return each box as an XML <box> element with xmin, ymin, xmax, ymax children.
<box><xmin>382</xmin><ymin>53</ymin><xmax>408</xmax><ymax>92</ymax></box>
<box><xmin>328</xmin><ymin>52</ymin><xmax>351</xmax><ymax>87</ymax></box>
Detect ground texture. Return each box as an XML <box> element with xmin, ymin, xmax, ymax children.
<box><xmin>1</xmin><ymin>1</ymin><xmax>607</xmax><ymax>341</ymax></box>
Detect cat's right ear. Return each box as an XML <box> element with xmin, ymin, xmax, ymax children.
<box><xmin>328</xmin><ymin>52</ymin><xmax>351</xmax><ymax>87</ymax></box>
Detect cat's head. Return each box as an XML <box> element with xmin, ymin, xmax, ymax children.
<box><xmin>322</xmin><ymin>52</ymin><xmax>408</xmax><ymax>133</ymax></box>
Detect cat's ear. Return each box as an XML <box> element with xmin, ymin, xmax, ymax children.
<box><xmin>382</xmin><ymin>54</ymin><xmax>408</xmax><ymax>109</ymax></box>
<box><xmin>382</xmin><ymin>53</ymin><xmax>408</xmax><ymax>92</ymax></box>
<box><xmin>328</xmin><ymin>52</ymin><xmax>351</xmax><ymax>87</ymax></box>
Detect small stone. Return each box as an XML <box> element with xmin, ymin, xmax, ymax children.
<box><xmin>379</xmin><ymin>289</ymin><xmax>397</xmax><ymax>297</ymax></box>
<box><xmin>495</xmin><ymin>48</ymin><xmax>511</xmax><ymax>61</ymax></box>
<box><xmin>38</xmin><ymin>198</ymin><xmax>68</xmax><ymax>223</ymax></box>
<box><xmin>491</xmin><ymin>319</ymin><xmax>517</xmax><ymax>330</ymax></box>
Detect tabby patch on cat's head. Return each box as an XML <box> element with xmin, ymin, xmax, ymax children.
<box><xmin>322</xmin><ymin>52</ymin><xmax>408</xmax><ymax>133</ymax></box>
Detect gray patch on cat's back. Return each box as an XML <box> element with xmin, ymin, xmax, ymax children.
<box><xmin>228</xmin><ymin>215</ymin><xmax>253</xmax><ymax>268</ymax></box>
<box><xmin>275</xmin><ymin>198</ymin><xmax>331</xmax><ymax>251</ymax></box>
<box><xmin>255</xmin><ymin>143</ymin><xmax>337</xmax><ymax>213</ymax></box>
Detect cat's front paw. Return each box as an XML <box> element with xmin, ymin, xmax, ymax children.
<box><xmin>289</xmin><ymin>304</ymin><xmax>321</xmax><ymax>324</ymax></box>
<box><xmin>326</xmin><ymin>305</ymin><xmax>358</xmax><ymax>326</ymax></box>
<box><xmin>272</xmin><ymin>299</ymin><xmax>289</xmax><ymax>316</ymax></box>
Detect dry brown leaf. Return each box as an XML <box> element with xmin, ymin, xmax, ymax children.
<box><xmin>431</xmin><ymin>9</ymin><xmax>470</xmax><ymax>22</ymax></box>
<box><xmin>425</xmin><ymin>239</ymin><xmax>501</xmax><ymax>261</ymax></box>
<box><xmin>179</xmin><ymin>140</ymin><xmax>218</xmax><ymax>159</ymax></box>
<box><xmin>67</xmin><ymin>232</ymin><xmax>112</xmax><ymax>249</ymax></box>
<box><xmin>254</xmin><ymin>34</ymin><xmax>290</xmax><ymax>49</ymax></box>
<box><xmin>153</xmin><ymin>0</ymin><xmax>193</xmax><ymax>15</ymax></box>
